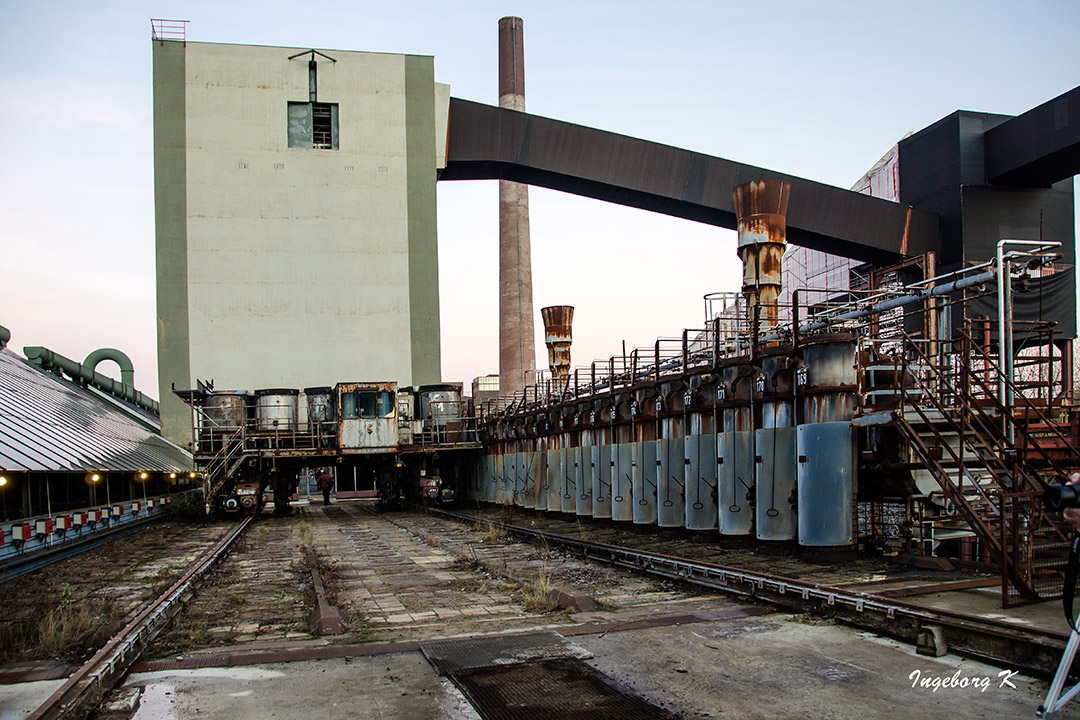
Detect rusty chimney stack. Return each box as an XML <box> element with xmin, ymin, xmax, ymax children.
<box><xmin>541</xmin><ymin>306</ymin><xmax>574</xmax><ymax>393</ymax></box>
<box><xmin>498</xmin><ymin>16</ymin><xmax>537</xmax><ymax>397</ymax></box>
<box><xmin>732</xmin><ymin>180</ymin><xmax>791</xmax><ymax>329</ymax></box>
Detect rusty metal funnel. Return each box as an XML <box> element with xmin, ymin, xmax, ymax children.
<box><xmin>733</xmin><ymin>180</ymin><xmax>790</xmax><ymax>329</ymax></box>
<box><xmin>541</xmin><ymin>306</ymin><xmax>574</xmax><ymax>393</ymax></box>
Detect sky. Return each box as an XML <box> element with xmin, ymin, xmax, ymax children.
<box><xmin>1</xmin><ymin>1</ymin><xmax>1078</xmax><ymax>398</ymax></box>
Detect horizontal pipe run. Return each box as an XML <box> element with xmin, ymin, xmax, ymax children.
<box><xmin>796</xmin><ymin>268</ymin><xmax>999</xmax><ymax>335</ymax></box>
<box><xmin>23</xmin><ymin>346</ymin><xmax>159</xmax><ymax>415</ymax></box>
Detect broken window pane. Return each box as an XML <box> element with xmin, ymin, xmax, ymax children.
<box><xmin>288</xmin><ymin>102</ymin><xmax>338</xmax><ymax>149</ymax></box>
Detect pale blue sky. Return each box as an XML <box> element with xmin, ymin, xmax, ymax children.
<box><xmin>2</xmin><ymin>1</ymin><xmax>1077</xmax><ymax>395</ymax></box>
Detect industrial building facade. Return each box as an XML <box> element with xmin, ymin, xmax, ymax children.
<box><xmin>153</xmin><ymin>39</ymin><xmax>449</xmax><ymax>445</ymax></box>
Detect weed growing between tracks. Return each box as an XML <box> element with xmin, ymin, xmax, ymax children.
<box><xmin>0</xmin><ymin>585</ymin><xmax>120</xmax><ymax>663</ymax></box>
<box><xmin>522</xmin><ymin>566</ymin><xmax>560</xmax><ymax>614</ymax></box>
<box><xmin>448</xmin><ymin>544</ymin><xmax>561</xmax><ymax>616</ymax></box>
<box><xmin>480</xmin><ymin>521</ymin><xmax>507</xmax><ymax>543</ymax></box>
<box><xmin>34</xmin><ymin>585</ymin><xmax>117</xmax><ymax>657</ymax></box>
<box><xmin>144</xmin><ymin>518</ymin><xmax>315</xmax><ymax>658</ymax></box>
<box><xmin>293</xmin><ymin>520</ymin><xmax>316</xmax><ymax>548</ymax></box>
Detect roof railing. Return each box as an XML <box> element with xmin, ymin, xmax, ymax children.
<box><xmin>151</xmin><ymin>19</ymin><xmax>188</xmax><ymax>44</ymax></box>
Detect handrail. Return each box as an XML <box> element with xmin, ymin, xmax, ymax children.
<box><xmin>957</xmin><ymin>328</ymin><xmax>1078</xmax><ymax>472</ymax></box>
<box><xmin>892</xmin><ymin>354</ymin><xmax>1004</xmax><ymax>520</ymax></box>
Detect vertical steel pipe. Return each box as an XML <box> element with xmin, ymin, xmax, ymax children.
<box><xmin>733</xmin><ymin>180</ymin><xmax>791</xmax><ymax>330</ymax></box>
<box><xmin>541</xmin><ymin>305</ymin><xmax>574</xmax><ymax>394</ymax></box>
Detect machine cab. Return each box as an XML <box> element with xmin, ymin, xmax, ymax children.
<box><xmin>336</xmin><ymin>382</ymin><xmax>398</xmax><ymax>452</ymax></box>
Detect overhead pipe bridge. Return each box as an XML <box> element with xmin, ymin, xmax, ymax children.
<box><xmin>439</xmin><ymin>97</ymin><xmax>940</xmax><ymax>265</ymax></box>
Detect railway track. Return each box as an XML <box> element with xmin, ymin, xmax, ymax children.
<box><xmin>426</xmin><ymin>506</ymin><xmax>1073</xmax><ymax>678</ymax></box>
<box><xmin>25</xmin><ymin>516</ymin><xmax>252</xmax><ymax>720</ymax></box>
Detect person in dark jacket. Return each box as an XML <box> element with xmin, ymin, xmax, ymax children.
<box><xmin>317</xmin><ymin>470</ymin><xmax>334</xmax><ymax>506</ymax></box>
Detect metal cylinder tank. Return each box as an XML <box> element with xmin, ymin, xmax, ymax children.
<box><xmin>754</xmin><ymin>355</ymin><xmax>797</xmax><ymax>543</ymax></box>
<box><xmin>684</xmin><ymin>413</ymin><xmax>718</xmax><ymax>531</ymax></box>
<box><xmin>593</xmin><ymin>428</ymin><xmax>613</xmax><ymax>520</ymax></box>
<box><xmin>485</xmin><ymin>453</ymin><xmax>498</xmax><ymax>504</ymax></box>
<box><xmin>513</xmin><ymin>448</ymin><xmax>526</xmax><ymax>507</ymax></box>
<box><xmin>532</xmin><ymin>439</ymin><xmax>548</xmax><ymax>511</ymax></box>
<box><xmin>755</xmin><ymin>402</ymin><xmax>797</xmax><ymax>542</ymax></box>
<box><xmin>632</xmin><ymin>439</ymin><xmax>658</xmax><ymax>525</ymax></box>
<box><xmin>546</xmin><ymin>443</ymin><xmax>562</xmax><ymax>513</ymax></box>
<box><xmin>254</xmin><ymin>389</ymin><xmax>298</xmax><ymax>431</ymax></box>
<box><xmin>205</xmin><ymin>391</ymin><xmax>247</xmax><ymax>432</ymax></box>
<box><xmin>718</xmin><ymin>363</ymin><xmax>754</xmax><ymax>538</ymax></box>
<box><xmin>420</xmin><ymin>384</ymin><xmax>463</xmax><ymax>441</ymax></box>
<box><xmin>657</xmin><ymin>416</ymin><xmax>685</xmax><ymax>528</ymax></box>
<box><xmin>560</xmin><ymin>434</ymin><xmax>576</xmax><ymax>514</ymax></box>
<box><xmin>304</xmin><ymin>386</ymin><xmax>336</xmax><ymax>446</ymax></box>
<box><xmin>796</xmin><ymin>339</ymin><xmax>858</xmax><ymax>548</ymax></box>
<box><xmin>611</xmin><ymin>439</ymin><xmax>634</xmax><ymax>523</ymax></box>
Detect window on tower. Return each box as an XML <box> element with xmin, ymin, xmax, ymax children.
<box><xmin>287</xmin><ymin>102</ymin><xmax>338</xmax><ymax>149</ymax></box>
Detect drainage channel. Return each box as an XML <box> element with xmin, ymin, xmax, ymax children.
<box><xmin>426</xmin><ymin>507</ymin><xmax>1072</xmax><ymax>677</ymax></box>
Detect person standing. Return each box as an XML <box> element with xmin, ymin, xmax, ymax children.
<box><xmin>317</xmin><ymin>469</ymin><xmax>334</xmax><ymax>506</ymax></box>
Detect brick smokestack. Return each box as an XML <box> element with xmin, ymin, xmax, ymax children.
<box><xmin>498</xmin><ymin>15</ymin><xmax>536</xmax><ymax>397</ymax></box>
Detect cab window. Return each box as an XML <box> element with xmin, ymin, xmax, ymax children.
<box><xmin>341</xmin><ymin>392</ymin><xmax>358</xmax><ymax>420</ymax></box>
<box><xmin>358</xmin><ymin>391</ymin><xmax>395</xmax><ymax>419</ymax></box>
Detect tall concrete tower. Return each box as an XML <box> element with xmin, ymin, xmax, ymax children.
<box><xmin>498</xmin><ymin>16</ymin><xmax>536</xmax><ymax>397</ymax></box>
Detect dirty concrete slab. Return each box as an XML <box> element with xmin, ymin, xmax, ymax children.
<box><xmin>124</xmin><ymin>654</ymin><xmax>481</xmax><ymax>720</ymax></box>
<box><xmin>574</xmin><ymin>612</ymin><xmax>1080</xmax><ymax>720</ymax></box>
<box><xmin>0</xmin><ymin>678</ymin><xmax>65</xmax><ymax>720</ymax></box>
<box><xmin>113</xmin><ymin>608</ymin><xmax>1080</xmax><ymax>720</ymax></box>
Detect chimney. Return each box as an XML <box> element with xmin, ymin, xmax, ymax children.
<box><xmin>541</xmin><ymin>306</ymin><xmax>574</xmax><ymax>394</ymax></box>
<box><xmin>498</xmin><ymin>15</ymin><xmax>537</xmax><ymax>398</ymax></box>
<box><xmin>732</xmin><ymin>180</ymin><xmax>790</xmax><ymax>330</ymax></box>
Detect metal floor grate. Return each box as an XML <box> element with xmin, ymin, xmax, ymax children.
<box><xmin>421</xmin><ymin>631</ymin><xmax>592</xmax><ymax>674</ymax></box>
<box><xmin>422</xmin><ymin>632</ymin><xmax>673</xmax><ymax>719</ymax></box>
<box><xmin>448</xmin><ymin>658</ymin><xmax>677</xmax><ymax>720</ymax></box>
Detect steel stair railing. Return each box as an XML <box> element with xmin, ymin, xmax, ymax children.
<box><xmin>886</xmin><ymin>332</ymin><xmax>1074</xmax><ymax>603</ymax></box>
<box><xmin>201</xmin><ymin>426</ymin><xmax>248</xmax><ymax>512</ymax></box>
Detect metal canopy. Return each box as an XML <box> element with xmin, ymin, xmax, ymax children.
<box><xmin>440</xmin><ymin>98</ymin><xmax>940</xmax><ymax>264</ymax></box>
<box><xmin>0</xmin><ymin>349</ymin><xmax>191</xmax><ymax>473</ymax></box>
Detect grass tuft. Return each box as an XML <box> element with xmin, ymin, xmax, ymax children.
<box><xmin>522</xmin><ymin>566</ymin><xmax>560</xmax><ymax>614</ymax></box>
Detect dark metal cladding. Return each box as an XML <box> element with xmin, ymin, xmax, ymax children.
<box><xmin>985</xmin><ymin>85</ymin><xmax>1080</xmax><ymax>187</ymax></box>
<box><xmin>441</xmin><ymin>98</ymin><xmax>939</xmax><ymax>263</ymax></box>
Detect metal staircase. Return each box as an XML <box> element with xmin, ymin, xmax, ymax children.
<box><xmin>863</xmin><ymin>330</ymin><xmax>1077</xmax><ymax>605</ymax></box>
<box><xmin>200</xmin><ymin>426</ymin><xmax>250</xmax><ymax>513</ymax></box>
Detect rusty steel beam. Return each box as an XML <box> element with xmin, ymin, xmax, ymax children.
<box><xmin>441</xmin><ymin>98</ymin><xmax>940</xmax><ymax>264</ymax></box>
